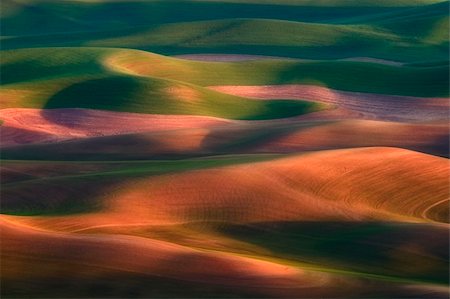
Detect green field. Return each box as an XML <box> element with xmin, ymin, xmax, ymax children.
<box><xmin>1</xmin><ymin>1</ymin><xmax>447</xmax><ymax>62</ymax></box>
<box><xmin>2</xmin><ymin>47</ymin><xmax>448</xmax><ymax>101</ymax></box>
<box><xmin>1</xmin><ymin>48</ymin><xmax>327</xmax><ymax>119</ymax></box>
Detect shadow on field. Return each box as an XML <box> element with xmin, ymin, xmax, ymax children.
<box><xmin>1</xmin><ymin>273</ymin><xmax>260</xmax><ymax>299</ymax></box>
<box><xmin>215</xmin><ymin>221</ymin><xmax>450</xmax><ymax>285</ymax></box>
<box><xmin>43</xmin><ymin>76</ymin><xmax>141</xmax><ymax>112</ymax></box>
<box><xmin>1</xmin><ymin>174</ymin><xmax>121</xmax><ymax>216</ymax></box>
<box><xmin>2</xmin><ymin>119</ymin><xmax>450</xmax><ymax>160</ymax></box>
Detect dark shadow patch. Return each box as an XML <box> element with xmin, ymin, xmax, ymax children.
<box><xmin>43</xmin><ymin>76</ymin><xmax>142</xmax><ymax>112</ymax></box>
<box><xmin>216</xmin><ymin>221</ymin><xmax>450</xmax><ymax>285</ymax></box>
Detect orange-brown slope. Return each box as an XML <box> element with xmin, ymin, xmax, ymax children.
<box><xmin>4</xmin><ymin>147</ymin><xmax>448</xmax><ymax>230</ymax></box>
<box><xmin>0</xmin><ymin>217</ymin><xmax>311</xmax><ymax>298</ymax></box>
<box><xmin>97</xmin><ymin>147</ymin><xmax>449</xmax><ymax>224</ymax></box>
<box><xmin>2</xmin><ymin>216</ymin><xmax>448</xmax><ymax>299</ymax></box>
<box><xmin>3</xmin><ymin>147</ymin><xmax>449</xmax><ymax>297</ymax></box>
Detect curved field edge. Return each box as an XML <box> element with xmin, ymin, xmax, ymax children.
<box><xmin>0</xmin><ymin>48</ymin><xmax>325</xmax><ymax>120</ymax></box>
<box><xmin>1</xmin><ymin>47</ymin><xmax>448</xmax><ymax>98</ymax></box>
<box><xmin>2</xmin><ymin>147</ymin><xmax>448</xmax><ymax>224</ymax></box>
<box><xmin>2</xmin><ymin>216</ymin><xmax>448</xmax><ymax>299</ymax></box>
<box><xmin>0</xmin><ymin>154</ymin><xmax>283</xmax><ymax>215</ymax></box>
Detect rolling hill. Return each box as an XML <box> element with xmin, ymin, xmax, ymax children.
<box><xmin>1</xmin><ymin>147</ymin><xmax>449</xmax><ymax>298</ymax></box>
<box><xmin>2</xmin><ymin>47</ymin><xmax>448</xmax><ymax>99</ymax></box>
<box><xmin>2</xmin><ymin>1</ymin><xmax>448</xmax><ymax>62</ymax></box>
<box><xmin>1</xmin><ymin>0</ymin><xmax>449</xmax><ymax>298</ymax></box>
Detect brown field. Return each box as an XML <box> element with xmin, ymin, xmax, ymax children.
<box><xmin>0</xmin><ymin>108</ymin><xmax>235</xmax><ymax>147</ymax></box>
<box><xmin>2</xmin><ymin>216</ymin><xmax>448</xmax><ymax>299</ymax></box>
<box><xmin>2</xmin><ymin>146</ymin><xmax>449</xmax><ymax>298</ymax></box>
<box><xmin>1</xmin><ymin>109</ymin><xmax>447</xmax><ymax>158</ymax></box>
<box><xmin>174</xmin><ymin>54</ymin><xmax>404</xmax><ymax>65</ymax></box>
<box><xmin>2</xmin><ymin>3</ymin><xmax>449</xmax><ymax>296</ymax></box>
<box><xmin>4</xmin><ymin>147</ymin><xmax>448</xmax><ymax>228</ymax></box>
<box><xmin>209</xmin><ymin>85</ymin><xmax>449</xmax><ymax>122</ymax></box>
